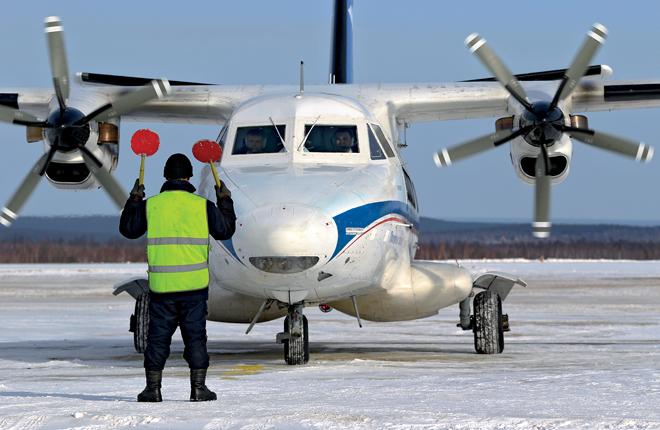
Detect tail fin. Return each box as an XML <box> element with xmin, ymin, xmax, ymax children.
<box><xmin>329</xmin><ymin>0</ymin><xmax>353</xmax><ymax>84</ymax></box>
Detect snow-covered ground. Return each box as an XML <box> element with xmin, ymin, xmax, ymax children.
<box><xmin>1</xmin><ymin>261</ymin><xmax>659</xmax><ymax>429</ymax></box>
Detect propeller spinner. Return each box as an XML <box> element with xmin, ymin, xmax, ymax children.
<box><xmin>0</xmin><ymin>17</ymin><xmax>171</xmax><ymax>227</ymax></box>
<box><xmin>434</xmin><ymin>24</ymin><xmax>653</xmax><ymax>238</ymax></box>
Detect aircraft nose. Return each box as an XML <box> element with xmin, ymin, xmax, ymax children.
<box><xmin>232</xmin><ymin>204</ymin><xmax>338</xmax><ymax>274</ymax></box>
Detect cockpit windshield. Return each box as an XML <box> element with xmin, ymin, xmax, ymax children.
<box><xmin>232</xmin><ymin>125</ymin><xmax>286</xmax><ymax>155</ymax></box>
<box><xmin>302</xmin><ymin>125</ymin><xmax>359</xmax><ymax>153</ymax></box>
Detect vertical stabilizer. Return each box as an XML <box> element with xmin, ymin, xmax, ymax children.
<box><xmin>329</xmin><ymin>0</ymin><xmax>353</xmax><ymax>84</ymax></box>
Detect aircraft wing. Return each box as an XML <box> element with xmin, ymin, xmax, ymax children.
<box><xmin>572</xmin><ymin>80</ymin><xmax>660</xmax><ymax>112</ymax></box>
<box><xmin>115</xmin><ymin>86</ymin><xmax>250</xmax><ymax>124</ymax></box>
<box><xmin>107</xmin><ymin>78</ymin><xmax>660</xmax><ymax>124</ymax></box>
<box><xmin>357</xmin><ymin>79</ymin><xmax>660</xmax><ymax>124</ymax></box>
<box><xmin>353</xmin><ymin>82</ymin><xmax>511</xmax><ymax>123</ymax></box>
<box><xmin>8</xmin><ymin>75</ymin><xmax>660</xmax><ymax>126</ymax></box>
<box><xmin>0</xmin><ymin>88</ymin><xmax>53</xmax><ymax>119</ymax></box>
<box><xmin>2</xmin><ymin>80</ymin><xmax>266</xmax><ymax>126</ymax></box>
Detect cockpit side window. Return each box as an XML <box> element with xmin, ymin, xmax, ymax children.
<box><xmin>402</xmin><ymin>167</ymin><xmax>418</xmax><ymax>210</ymax></box>
<box><xmin>232</xmin><ymin>125</ymin><xmax>286</xmax><ymax>155</ymax></box>
<box><xmin>303</xmin><ymin>125</ymin><xmax>359</xmax><ymax>153</ymax></box>
<box><xmin>370</xmin><ymin>124</ymin><xmax>396</xmax><ymax>158</ymax></box>
<box><xmin>367</xmin><ymin>126</ymin><xmax>386</xmax><ymax>160</ymax></box>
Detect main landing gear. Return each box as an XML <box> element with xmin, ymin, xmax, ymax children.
<box><xmin>472</xmin><ymin>289</ymin><xmax>506</xmax><ymax>354</ymax></box>
<box><xmin>458</xmin><ymin>290</ymin><xmax>507</xmax><ymax>354</ymax></box>
<box><xmin>457</xmin><ymin>273</ymin><xmax>525</xmax><ymax>354</ymax></box>
<box><xmin>113</xmin><ymin>279</ymin><xmax>151</xmax><ymax>354</ymax></box>
<box><xmin>131</xmin><ymin>292</ymin><xmax>150</xmax><ymax>354</ymax></box>
<box><xmin>276</xmin><ymin>303</ymin><xmax>309</xmax><ymax>365</ymax></box>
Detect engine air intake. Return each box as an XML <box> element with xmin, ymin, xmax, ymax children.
<box><xmin>520</xmin><ymin>155</ymin><xmax>568</xmax><ymax>178</ymax></box>
<box><xmin>45</xmin><ymin>162</ymin><xmax>91</xmax><ymax>183</ymax></box>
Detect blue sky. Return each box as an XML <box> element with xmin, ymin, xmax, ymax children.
<box><xmin>1</xmin><ymin>0</ymin><xmax>660</xmax><ymax>223</ymax></box>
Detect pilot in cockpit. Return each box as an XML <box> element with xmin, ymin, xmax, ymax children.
<box><xmin>245</xmin><ymin>129</ymin><xmax>267</xmax><ymax>154</ymax></box>
<box><xmin>333</xmin><ymin>128</ymin><xmax>356</xmax><ymax>153</ymax></box>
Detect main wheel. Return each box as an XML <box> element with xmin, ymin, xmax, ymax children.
<box><xmin>283</xmin><ymin>315</ymin><xmax>309</xmax><ymax>365</ymax></box>
<box><xmin>472</xmin><ymin>290</ymin><xmax>504</xmax><ymax>354</ymax></box>
<box><xmin>130</xmin><ymin>293</ymin><xmax>149</xmax><ymax>354</ymax></box>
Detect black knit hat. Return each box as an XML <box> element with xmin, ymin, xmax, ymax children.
<box><xmin>164</xmin><ymin>153</ymin><xmax>193</xmax><ymax>180</ymax></box>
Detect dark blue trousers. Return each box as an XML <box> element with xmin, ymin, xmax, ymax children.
<box><xmin>144</xmin><ymin>294</ymin><xmax>209</xmax><ymax>371</ymax></box>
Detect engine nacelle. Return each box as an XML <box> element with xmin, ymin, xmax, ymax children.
<box><xmin>32</xmin><ymin>95</ymin><xmax>121</xmax><ymax>190</ymax></box>
<box><xmin>42</xmin><ymin>120</ymin><xmax>120</xmax><ymax>190</ymax></box>
<box><xmin>500</xmin><ymin>114</ymin><xmax>588</xmax><ymax>186</ymax></box>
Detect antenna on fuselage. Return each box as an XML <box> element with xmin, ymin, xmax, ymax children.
<box><xmin>297</xmin><ymin>60</ymin><xmax>305</xmax><ymax>99</ymax></box>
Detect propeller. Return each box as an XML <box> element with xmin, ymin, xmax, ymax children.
<box><xmin>435</xmin><ymin>23</ymin><xmax>653</xmax><ymax>238</ymax></box>
<box><xmin>0</xmin><ymin>16</ymin><xmax>171</xmax><ymax>227</ymax></box>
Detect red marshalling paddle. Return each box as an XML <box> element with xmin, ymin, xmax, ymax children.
<box><xmin>130</xmin><ymin>129</ymin><xmax>160</xmax><ymax>185</ymax></box>
<box><xmin>192</xmin><ymin>139</ymin><xmax>223</xmax><ymax>188</ymax></box>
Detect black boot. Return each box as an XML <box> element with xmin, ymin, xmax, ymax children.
<box><xmin>137</xmin><ymin>370</ymin><xmax>162</xmax><ymax>402</ymax></box>
<box><xmin>190</xmin><ymin>368</ymin><xmax>216</xmax><ymax>402</ymax></box>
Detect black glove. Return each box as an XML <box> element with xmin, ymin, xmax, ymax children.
<box><xmin>130</xmin><ymin>179</ymin><xmax>145</xmax><ymax>201</ymax></box>
<box><xmin>215</xmin><ymin>182</ymin><xmax>231</xmax><ymax>201</ymax></box>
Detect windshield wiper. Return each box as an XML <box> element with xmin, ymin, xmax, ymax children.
<box><xmin>269</xmin><ymin>116</ymin><xmax>286</xmax><ymax>150</ymax></box>
<box><xmin>297</xmin><ymin>115</ymin><xmax>321</xmax><ymax>151</ymax></box>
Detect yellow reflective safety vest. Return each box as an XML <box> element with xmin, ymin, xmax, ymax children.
<box><xmin>146</xmin><ymin>191</ymin><xmax>210</xmax><ymax>293</ymax></box>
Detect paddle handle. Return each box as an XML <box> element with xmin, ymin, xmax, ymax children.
<box><xmin>138</xmin><ymin>154</ymin><xmax>146</xmax><ymax>186</ymax></box>
<box><xmin>209</xmin><ymin>162</ymin><xmax>222</xmax><ymax>188</ymax></box>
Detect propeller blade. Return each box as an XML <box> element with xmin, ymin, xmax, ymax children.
<box><xmin>465</xmin><ymin>33</ymin><xmax>533</xmax><ymax>111</ymax></box>
<box><xmin>0</xmin><ymin>153</ymin><xmax>50</xmax><ymax>227</ymax></box>
<box><xmin>532</xmin><ymin>146</ymin><xmax>552</xmax><ymax>239</ymax></box>
<box><xmin>79</xmin><ymin>147</ymin><xmax>127</xmax><ymax>209</ymax></box>
<box><xmin>79</xmin><ymin>79</ymin><xmax>171</xmax><ymax>124</ymax></box>
<box><xmin>39</xmin><ymin>138</ymin><xmax>61</xmax><ymax>176</ymax></box>
<box><xmin>434</xmin><ymin>126</ymin><xmax>534</xmax><ymax>167</ymax></box>
<box><xmin>558</xmin><ymin>125</ymin><xmax>653</xmax><ymax>162</ymax></box>
<box><xmin>550</xmin><ymin>23</ymin><xmax>607</xmax><ymax>109</ymax></box>
<box><xmin>44</xmin><ymin>16</ymin><xmax>70</xmax><ymax>110</ymax></box>
<box><xmin>0</xmin><ymin>105</ymin><xmax>46</xmax><ymax>126</ymax></box>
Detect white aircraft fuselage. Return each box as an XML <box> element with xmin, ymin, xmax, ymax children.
<box><xmin>192</xmin><ymin>92</ymin><xmax>473</xmax><ymax>324</ymax></box>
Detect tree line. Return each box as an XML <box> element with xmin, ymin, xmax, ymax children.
<box><xmin>0</xmin><ymin>238</ymin><xmax>145</xmax><ymax>263</ymax></box>
<box><xmin>416</xmin><ymin>240</ymin><xmax>660</xmax><ymax>260</ymax></box>
<box><xmin>1</xmin><ymin>237</ymin><xmax>660</xmax><ymax>263</ymax></box>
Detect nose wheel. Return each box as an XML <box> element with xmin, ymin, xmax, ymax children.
<box><xmin>276</xmin><ymin>304</ymin><xmax>309</xmax><ymax>365</ymax></box>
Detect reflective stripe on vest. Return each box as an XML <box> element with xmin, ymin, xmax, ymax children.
<box><xmin>147</xmin><ymin>237</ymin><xmax>210</xmax><ymax>246</ymax></box>
<box><xmin>149</xmin><ymin>262</ymin><xmax>209</xmax><ymax>273</ymax></box>
<box><xmin>146</xmin><ymin>190</ymin><xmax>210</xmax><ymax>293</ymax></box>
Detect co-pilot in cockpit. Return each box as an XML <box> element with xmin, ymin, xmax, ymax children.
<box><xmin>302</xmin><ymin>125</ymin><xmax>359</xmax><ymax>153</ymax></box>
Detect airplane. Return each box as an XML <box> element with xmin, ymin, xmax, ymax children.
<box><xmin>2</xmin><ymin>1</ymin><xmax>660</xmax><ymax>365</ymax></box>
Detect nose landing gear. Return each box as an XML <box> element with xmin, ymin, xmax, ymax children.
<box><xmin>276</xmin><ymin>303</ymin><xmax>309</xmax><ymax>365</ymax></box>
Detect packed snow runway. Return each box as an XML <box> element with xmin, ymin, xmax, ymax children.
<box><xmin>0</xmin><ymin>261</ymin><xmax>659</xmax><ymax>429</ymax></box>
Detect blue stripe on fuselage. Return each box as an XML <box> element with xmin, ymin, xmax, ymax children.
<box><xmin>330</xmin><ymin>200</ymin><xmax>419</xmax><ymax>260</ymax></box>
<box><xmin>219</xmin><ymin>200</ymin><xmax>417</xmax><ymax>265</ymax></box>
<box><xmin>219</xmin><ymin>239</ymin><xmax>245</xmax><ymax>265</ymax></box>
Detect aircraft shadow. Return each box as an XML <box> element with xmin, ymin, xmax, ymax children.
<box><xmin>3</xmin><ymin>336</ymin><xmax>643</xmax><ymax>366</ymax></box>
<box><xmin>0</xmin><ymin>337</ymin><xmax>478</xmax><ymax>366</ymax></box>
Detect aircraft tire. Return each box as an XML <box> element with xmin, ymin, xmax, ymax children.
<box><xmin>472</xmin><ymin>289</ymin><xmax>504</xmax><ymax>354</ymax></box>
<box><xmin>283</xmin><ymin>315</ymin><xmax>309</xmax><ymax>365</ymax></box>
<box><xmin>132</xmin><ymin>293</ymin><xmax>149</xmax><ymax>354</ymax></box>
